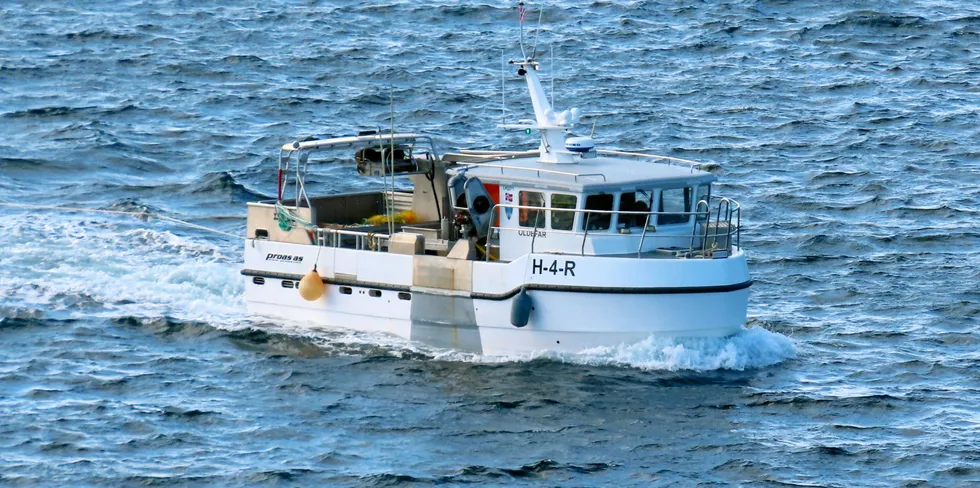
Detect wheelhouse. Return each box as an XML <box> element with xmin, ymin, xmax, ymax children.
<box><xmin>444</xmin><ymin>152</ymin><xmax>739</xmax><ymax>262</ymax></box>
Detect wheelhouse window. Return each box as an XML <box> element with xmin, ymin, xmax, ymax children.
<box><xmin>550</xmin><ymin>193</ymin><xmax>577</xmax><ymax>231</ymax></box>
<box><xmin>657</xmin><ymin>187</ymin><xmax>692</xmax><ymax>225</ymax></box>
<box><xmin>582</xmin><ymin>194</ymin><xmax>614</xmax><ymax>231</ymax></box>
<box><xmin>519</xmin><ymin>191</ymin><xmax>545</xmax><ymax>228</ymax></box>
<box><xmin>618</xmin><ymin>190</ymin><xmax>654</xmax><ymax>228</ymax></box>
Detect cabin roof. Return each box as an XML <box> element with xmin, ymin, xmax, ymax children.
<box><xmin>451</xmin><ymin>156</ymin><xmax>715</xmax><ymax>192</ymax></box>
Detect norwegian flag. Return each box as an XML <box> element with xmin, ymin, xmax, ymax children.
<box><xmin>518</xmin><ymin>2</ymin><xmax>526</xmax><ymax>22</ymax></box>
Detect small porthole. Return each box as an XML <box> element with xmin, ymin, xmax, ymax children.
<box><xmin>369</xmin><ymin>289</ymin><xmax>381</xmax><ymax>298</ymax></box>
<box><xmin>397</xmin><ymin>292</ymin><xmax>411</xmax><ymax>301</ymax></box>
<box><xmin>255</xmin><ymin>229</ymin><xmax>269</xmax><ymax>239</ymax></box>
<box><xmin>340</xmin><ymin>287</ymin><xmax>353</xmax><ymax>295</ymax></box>
<box><xmin>252</xmin><ymin>277</ymin><xmax>265</xmax><ymax>285</ymax></box>
<box><xmin>282</xmin><ymin>280</ymin><xmax>294</xmax><ymax>288</ymax></box>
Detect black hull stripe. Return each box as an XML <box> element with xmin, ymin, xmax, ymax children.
<box><xmin>241</xmin><ymin>269</ymin><xmax>411</xmax><ymax>292</ymax></box>
<box><xmin>241</xmin><ymin>268</ymin><xmax>752</xmax><ymax>300</ymax></box>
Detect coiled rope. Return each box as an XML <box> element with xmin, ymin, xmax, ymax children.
<box><xmin>0</xmin><ymin>202</ymin><xmax>245</xmax><ymax>241</ymax></box>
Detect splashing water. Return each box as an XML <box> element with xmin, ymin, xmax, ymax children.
<box><xmin>0</xmin><ymin>212</ymin><xmax>245</xmax><ymax>325</ymax></box>
<box><xmin>430</xmin><ymin>326</ymin><xmax>796</xmax><ymax>371</ymax></box>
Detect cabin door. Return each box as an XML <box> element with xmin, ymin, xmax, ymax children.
<box><xmin>497</xmin><ymin>186</ymin><xmax>543</xmax><ymax>261</ymax></box>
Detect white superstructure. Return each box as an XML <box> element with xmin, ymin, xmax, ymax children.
<box><xmin>242</xmin><ymin>7</ymin><xmax>750</xmax><ymax>355</ymax></box>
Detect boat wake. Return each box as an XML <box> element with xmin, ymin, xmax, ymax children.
<box><xmin>432</xmin><ymin>326</ymin><xmax>796</xmax><ymax>372</ymax></box>
<box><xmin>568</xmin><ymin>326</ymin><xmax>796</xmax><ymax>371</ymax></box>
<box><xmin>0</xmin><ymin>212</ymin><xmax>245</xmax><ymax>325</ymax></box>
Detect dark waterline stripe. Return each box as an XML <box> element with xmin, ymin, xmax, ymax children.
<box><xmin>240</xmin><ymin>268</ymin><xmax>752</xmax><ymax>300</ymax></box>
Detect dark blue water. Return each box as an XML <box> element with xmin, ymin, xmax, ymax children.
<box><xmin>2</xmin><ymin>1</ymin><xmax>979</xmax><ymax>486</ymax></box>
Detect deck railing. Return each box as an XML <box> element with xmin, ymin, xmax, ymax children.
<box><xmin>308</xmin><ymin>197</ymin><xmax>741</xmax><ymax>261</ymax></box>
<box><xmin>595</xmin><ymin>149</ymin><xmax>704</xmax><ymax>172</ymax></box>
<box><xmin>483</xmin><ymin>197</ymin><xmax>741</xmax><ymax>261</ymax></box>
<box><xmin>314</xmin><ymin>227</ymin><xmax>390</xmax><ymax>251</ymax></box>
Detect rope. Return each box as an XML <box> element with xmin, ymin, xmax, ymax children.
<box><xmin>0</xmin><ymin>202</ymin><xmax>245</xmax><ymax>241</ymax></box>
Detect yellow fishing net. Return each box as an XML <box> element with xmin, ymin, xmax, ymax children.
<box><xmin>364</xmin><ymin>210</ymin><xmax>417</xmax><ymax>226</ymax></box>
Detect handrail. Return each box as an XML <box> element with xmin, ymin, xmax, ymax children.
<box><xmin>489</xmin><ymin>224</ymin><xmax>738</xmax><ymax>256</ymax></box>
<box><xmin>483</xmin><ymin>197</ymin><xmax>740</xmax><ymax>260</ymax></box>
<box><xmin>459</xmin><ymin>162</ymin><xmax>607</xmax><ymax>182</ymax></box>
<box><xmin>451</xmin><ymin>149</ymin><xmax>707</xmax><ymax>174</ymax></box>
<box><xmin>581</xmin><ymin>213</ymin><xmax>591</xmax><ymax>256</ymax></box>
<box><xmin>460</xmin><ymin>199</ymin><xmax>740</xmax><ymax>220</ymax></box>
<box><xmin>314</xmin><ymin>227</ymin><xmax>390</xmax><ymax>251</ymax></box>
<box><xmin>484</xmin><ymin>202</ymin><xmax>730</xmax><ymax>218</ymax></box>
<box><xmin>637</xmin><ymin>213</ymin><xmax>652</xmax><ymax>258</ymax></box>
<box><xmin>691</xmin><ymin>199</ymin><xmax>712</xmax><ymax>252</ymax></box>
<box><xmin>597</xmin><ymin>149</ymin><xmax>704</xmax><ymax>171</ymax></box>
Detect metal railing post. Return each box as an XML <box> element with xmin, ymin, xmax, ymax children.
<box><xmin>486</xmin><ymin>205</ymin><xmax>498</xmax><ymax>262</ymax></box>
<box><xmin>530</xmin><ymin>208</ymin><xmax>540</xmax><ymax>254</ymax></box>
<box><xmin>691</xmin><ymin>199</ymin><xmax>710</xmax><ymax>254</ymax></box>
<box><xmin>637</xmin><ymin>213</ymin><xmax>651</xmax><ymax>258</ymax></box>
<box><xmin>736</xmin><ymin>206</ymin><xmax>741</xmax><ymax>250</ymax></box>
<box><xmin>581</xmin><ymin>213</ymin><xmax>590</xmax><ymax>255</ymax></box>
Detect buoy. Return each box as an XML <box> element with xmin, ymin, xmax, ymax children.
<box><xmin>510</xmin><ymin>287</ymin><xmax>532</xmax><ymax>328</ymax></box>
<box><xmin>298</xmin><ymin>266</ymin><xmax>325</xmax><ymax>301</ymax></box>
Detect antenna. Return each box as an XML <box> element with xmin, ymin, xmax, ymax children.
<box><xmin>501</xmin><ymin>51</ymin><xmax>506</xmax><ymax>125</ymax></box>
<box><xmin>388</xmin><ymin>87</ymin><xmax>396</xmax><ymax>236</ymax></box>
<box><xmin>550</xmin><ymin>44</ymin><xmax>554</xmax><ymax>108</ymax></box>
<box><xmin>518</xmin><ymin>1</ymin><xmax>527</xmax><ymax>59</ymax></box>
<box><xmin>530</xmin><ymin>10</ymin><xmax>543</xmax><ymax>59</ymax></box>
<box><xmin>517</xmin><ymin>2</ymin><xmax>543</xmax><ymax>60</ymax></box>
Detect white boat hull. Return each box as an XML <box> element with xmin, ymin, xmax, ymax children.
<box><xmin>243</xmin><ymin>240</ymin><xmax>750</xmax><ymax>355</ymax></box>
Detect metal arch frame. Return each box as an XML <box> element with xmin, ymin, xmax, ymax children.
<box><xmin>275</xmin><ymin>133</ymin><xmax>439</xmax><ymax>209</ymax></box>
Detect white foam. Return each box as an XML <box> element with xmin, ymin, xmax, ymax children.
<box><xmin>0</xmin><ymin>212</ymin><xmax>245</xmax><ymax>326</ymax></box>
<box><xmin>433</xmin><ymin>326</ymin><xmax>797</xmax><ymax>371</ymax></box>
<box><xmin>569</xmin><ymin>326</ymin><xmax>797</xmax><ymax>371</ymax></box>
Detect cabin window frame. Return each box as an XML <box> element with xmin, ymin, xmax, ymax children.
<box><xmin>616</xmin><ymin>189</ymin><xmax>656</xmax><ymax>229</ymax></box>
<box><xmin>581</xmin><ymin>193</ymin><xmax>615</xmax><ymax>232</ymax></box>
<box><xmin>549</xmin><ymin>192</ymin><xmax>578</xmax><ymax>231</ymax></box>
<box><xmin>657</xmin><ymin>187</ymin><xmax>694</xmax><ymax>226</ymax></box>
<box><xmin>518</xmin><ymin>190</ymin><xmax>546</xmax><ymax>228</ymax></box>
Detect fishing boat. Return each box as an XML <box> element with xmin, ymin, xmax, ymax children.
<box><xmin>241</xmin><ymin>7</ymin><xmax>750</xmax><ymax>355</ymax></box>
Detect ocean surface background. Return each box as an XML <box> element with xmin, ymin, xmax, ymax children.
<box><xmin>1</xmin><ymin>1</ymin><xmax>978</xmax><ymax>486</ymax></box>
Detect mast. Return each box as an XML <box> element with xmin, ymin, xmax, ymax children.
<box><xmin>518</xmin><ymin>60</ymin><xmax>573</xmax><ymax>164</ymax></box>
<box><xmin>503</xmin><ymin>2</ymin><xmax>582</xmax><ymax>164</ymax></box>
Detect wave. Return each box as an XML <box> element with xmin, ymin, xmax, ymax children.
<box><xmin>346</xmin><ymin>459</ymin><xmax>618</xmax><ymax>486</ymax></box>
<box><xmin>3</xmin><ymin>106</ymin><xmax>96</xmax><ymax>119</ymax></box>
<box><xmin>185</xmin><ymin>172</ymin><xmax>268</xmax><ymax>202</ymax></box>
<box><xmin>818</xmin><ymin>11</ymin><xmax>931</xmax><ymax>33</ymax></box>
<box><xmin>219</xmin><ymin>54</ymin><xmax>270</xmax><ymax>65</ymax></box>
<box><xmin>0</xmin><ymin>156</ymin><xmax>70</xmax><ymax>171</ymax></box>
<box><xmin>63</xmin><ymin>171</ymin><xmax>268</xmax><ymax>203</ymax></box>
<box><xmin>62</xmin><ymin>29</ymin><xmax>146</xmax><ymax>42</ymax></box>
<box><xmin>2</xmin><ymin>104</ymin><xmax>141</xmax><ymax>119</ymax></box>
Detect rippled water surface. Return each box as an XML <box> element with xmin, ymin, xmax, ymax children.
<box><xmin>2</xmin><ymin>1</ymin><xmax>979</xmax><ymax>486</ymax></box>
